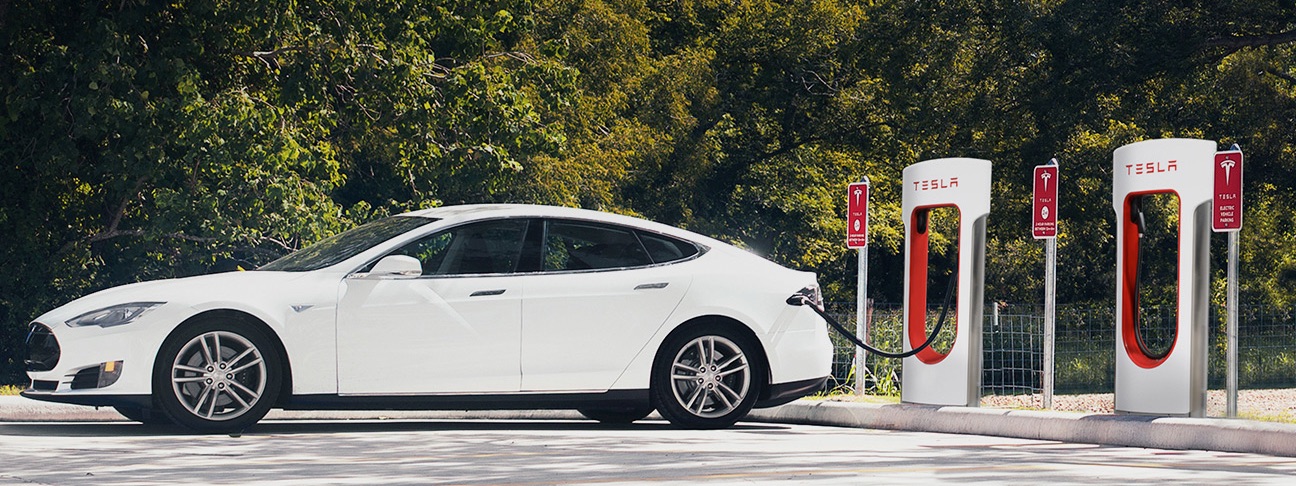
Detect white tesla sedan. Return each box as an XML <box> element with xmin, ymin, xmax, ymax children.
<box><xmin>23</xmin><ymin>204</ymin><xmax>831</xmax><ymax>432</ymax></box>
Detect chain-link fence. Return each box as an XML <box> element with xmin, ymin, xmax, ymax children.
<box><xmin>825</xmin><ymin>302</ymin><xmax>1296</xmax><ymax>397</ymax></box>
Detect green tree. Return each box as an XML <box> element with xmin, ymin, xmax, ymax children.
<box><xmin>3</xmin><ymin>0</ymin><xmax>1296</xmax><ymax>387</ymax></box>
<box><xmin>0</xmin><ymin>0</ymin><xmax>587</xmax><ymax>385</ymax></box>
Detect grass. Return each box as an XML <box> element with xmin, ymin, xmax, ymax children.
<box><xmin>1238</xmin><ymin>411</ymin><xmax>1296</xmax><ymax>425</ymax></box>
<box><xmin>826</xmin><ymin>394</ymin><xmax>902</xmax><ymax>405</ymax></box>
<box><xmin>0</xmin><ymin>385</ymin><xmax>23</xmax><ymax>396</ymax></box>
<box><xmin>802</xmin><ymin>391</ymin><xmax>901</xmax><ymax>405</ymax></box>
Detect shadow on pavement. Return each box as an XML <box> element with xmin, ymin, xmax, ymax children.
<box><xmin>0</xmin><ymin>419</ymin><xmax>790</xmax><ymax>437</ymax></box>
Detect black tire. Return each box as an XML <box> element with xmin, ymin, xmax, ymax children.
<box><xmin>113</xmin><ymin>405</ymin><xmax>174</xmax><ymax>425</ymax></box>
<box><xmin>577</xmin><ymin>406</ymin><xmax>654</xmax><ymax>424</ymax></box>
<box><xmin>153</xmin><ymin>316</ymin><xmax>282</xmax><ymax>433</ymax></box>
<box><xmin>651</xmin><ymin>325</ymin><xmax>764</xmax><ymax>429</ymax></box>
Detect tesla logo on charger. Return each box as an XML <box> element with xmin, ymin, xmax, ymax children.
<box><xmin>1125</xmin><ymin>160</ymin><xmax>1178</xmax><ymax>175</ymax></box>
<box><xmin>912</xmin><ymin>177</ymin><xmax>959</xmax><ymax>191</ymax></box>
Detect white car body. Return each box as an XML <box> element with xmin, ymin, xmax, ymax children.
<box><xmin>24</xmin><ymin>204</ymin><xmax>831</xmax><ymax>430</ymax></box>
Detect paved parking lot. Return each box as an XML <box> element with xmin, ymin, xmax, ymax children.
<box><xmin>3</xmin><ymin>419</ymin><xmax>1294</xmax><ymax>484</ymax></box>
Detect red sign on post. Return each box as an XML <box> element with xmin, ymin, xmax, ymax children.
<box><xmin>1213</xmin><ymin>150</ymin><xmax>1244</xmax><ymax>232</ymax></box>
<box><xmin>846</xmin><ymin>182</ymin><xmax>869</xmax><ymax>248</ymax></box>
<box><xmin>1032</xmin><ymin>165</ymin><xmax>1059</xmax><ymax>239</ymax></box>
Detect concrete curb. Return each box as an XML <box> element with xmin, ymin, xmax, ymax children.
<box><xmin>4</xmin><ymin>396</ymin><xmax>1294</xmax><ymax>457</ymax></box>
<box><xmin>746</xmin><ymin>400</ymin><xmax>1296</xmax><ymax>457</ymax></box>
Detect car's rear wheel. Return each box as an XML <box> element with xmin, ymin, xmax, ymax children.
<box><xmin>113</xmin><ymin>405</ymin><xmax>173</xmax><ymax>425</ymax></box>
<box><xmin>153</xmin><ymin>317</ymin><xmax>281</xmax><ymax>433</ymax></box>
<box><xmin>651</xmin><ymin>326</ymin><xmax>763</xmax><ymax>429</ymax></box>
<box><xmin>577</xmin><ymin>406</ymin><xmax>654</xmax><ymax>424</ymax></box>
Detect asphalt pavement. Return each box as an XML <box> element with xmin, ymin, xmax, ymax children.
<box><xmin>5</xmin><ymin>418</ymin><xmax>1296</xmax><ymax>484</ymax></box>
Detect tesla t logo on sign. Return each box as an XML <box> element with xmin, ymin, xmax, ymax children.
<box><xmin>1213</xmin><ymin>150</ymin><xmax>1243</xmax><ymax>232</ymax></box>
<box><xmin>1032</xmin><ymin>165</ymin><xmax>1058</xmax><ymax>239</ymax></box>
<box><xmin>846</xmin><ymin>182</ymin><xmax>868</xmax><ymax>248</ymax></box>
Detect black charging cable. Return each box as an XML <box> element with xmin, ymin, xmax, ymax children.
<box><xmin>789</xmin><ymin>271</ymin><xmax>958</xmax><ymax>359</ymax></box>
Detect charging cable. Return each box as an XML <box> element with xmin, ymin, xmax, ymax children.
<box><xmin>788</xmin><ymin>272</ymin><xmax>957</xmax><ymax>359</ymax></box>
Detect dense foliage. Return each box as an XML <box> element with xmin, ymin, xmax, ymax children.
<box><xmin>2</xmin><ymin>0</ymin><xmax>1294</xmax><ymax>385</ymax></box>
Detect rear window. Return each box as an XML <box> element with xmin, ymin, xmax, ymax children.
<box><xmin>638</xmin><ymin>231</ymin><xmax>700</xmax><ymax>264</ymax></box>
<box><xmin>544</xmin><ymin>221</ymin><xmax>653</xmax><ymax>271</ymax></box>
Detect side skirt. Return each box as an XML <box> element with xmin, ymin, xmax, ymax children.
<box><xmin>282</xmin><ymin>390</ymin><xmax>651</xmax><ymax>411</ymax></box>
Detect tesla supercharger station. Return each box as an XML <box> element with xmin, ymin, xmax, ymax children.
<box><xmin>1112</xmin><ymin>138</ymin><xmax>1213</xmax><ymax>416</ymax></box>
<box><xmin>901</xmin><ymin>158</ymin><xmax>991</xmax><ymax>406</ymax></box>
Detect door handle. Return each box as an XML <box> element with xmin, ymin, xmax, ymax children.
<box><xmin>634</xmin><ymin>282</ymin><xmax>669</xmax><ymax>290</ymax></box>
<box><xmin>470</xmin><ymin>289</ymin><xmax>507</xmax><ymax>297</ymax></box>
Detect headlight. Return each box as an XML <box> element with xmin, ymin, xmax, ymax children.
<box><xmin>66</xmin><ymin>302</ymin><xmax>165</xmax><ymax>328</ymax></box>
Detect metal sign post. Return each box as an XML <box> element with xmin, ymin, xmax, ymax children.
<box><xmin>847</xmin><ymin>179</ymin><xmax>870</xmax><ymax>395</ymax></box>
<box><xmin>1033</xmin><ymin>159</ymin><xmax>1059</xmax><ymax>409</ymax></box>
<box><xmin>1044</xmin><ymin>235</ymin><xmax>1056</xmax><ymax>409</ymax></box>
<box><xmin>1213</xmin><ymin>147</ymin><xmax>1244</xmax><ymax>417</ymax></box>
<box><xmin>1227</xmin><ymin>230</ymin><xmax>1239</xmax><ymax>417</ymax></box>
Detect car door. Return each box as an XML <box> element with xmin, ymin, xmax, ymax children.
<box><xmin>520</xmin><ymin>219</ymin><xmax>694</xmax><ymax>392</ymax></box>
<box><xmin>336</xmin><ymin>219</ymin><xmax>530</xmax><ymax>395</ymax></box>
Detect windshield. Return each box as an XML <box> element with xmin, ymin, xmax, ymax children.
<box><xmin>259</xmin><ymin>216</ymin><xmax>437</xmax><ymax>272</ymax></box>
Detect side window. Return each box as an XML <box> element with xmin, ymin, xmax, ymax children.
<box><xmin>637</xmin><ymin>231</ymin><xmax>700</xmax><ymax>264</ymax></box>
<box><xmin>390</xmin><ymin>219</ymin><xmax>528</xmax><ymax>275</ymax></box>
<box><xmin>543</xmin><ymin>221</ymin><xmax>653</xmax><ymax>271</ymax></box>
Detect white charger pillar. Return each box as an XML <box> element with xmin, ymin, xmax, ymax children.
<box><xmin>900</xmin><ymin>158</ymin><xmax>991</xmax><ymax>406</ymax></box>
<box><xmin>1112</xmin><ymin>138</ymin><xmax>1213</xmax><ymax>416</ymax></box>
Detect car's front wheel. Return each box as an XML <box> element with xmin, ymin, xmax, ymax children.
<box><xmin>651</xmin><ymin>326</ymin><xmax>763</xmax><ymax>429</ymax></box>
<box><xmin>153</xmin><ymin>317</ymin><xmax>282</xmax><ymax>433</ymax></box>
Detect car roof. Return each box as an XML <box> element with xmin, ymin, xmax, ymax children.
<box><xmin>402</xmin><ymin>204</ymin><xmax>601</xmax><ymax>221</ymax></box>
<box><xmin>399</xmin><ymin>204</ymin><xmax>722</xmax><ymax>249</ymax></box>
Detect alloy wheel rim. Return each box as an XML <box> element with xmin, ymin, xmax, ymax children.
<box><xmin>170</xmin><ymin>331</ymin><xmax>266</xmax><ymax>421</ymax></box>
<box><xmin>670</xmin><ymin>335</ymin><xmax>751</xmax><ymax>418</ymax></box>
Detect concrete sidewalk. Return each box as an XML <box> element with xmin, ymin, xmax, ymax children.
<box><xmin>3</xmin><ymin>395</ymin><xmax>1294</xmax><ymax>457</ymax></box>
<box><xmin>746</xmin><ymin>400</ymin><xmax>1296</xmax><ymax>458</ymax></box>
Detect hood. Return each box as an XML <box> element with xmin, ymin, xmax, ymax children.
<box><xmin>36</xmin><ymin>271</ymin><xmax>315</xmax><ymax>325</ymax></box>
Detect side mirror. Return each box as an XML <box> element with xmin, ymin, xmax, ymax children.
<box><xmin>366</xmin><ymin>255</ymin><xmax>422</xmax><ymax>278</ymax></box>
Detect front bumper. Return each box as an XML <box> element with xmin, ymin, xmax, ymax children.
<box><xmin>23</xmin><ymin>306</ymin><xmax>184</xmax><ymax>402</ymax></box>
